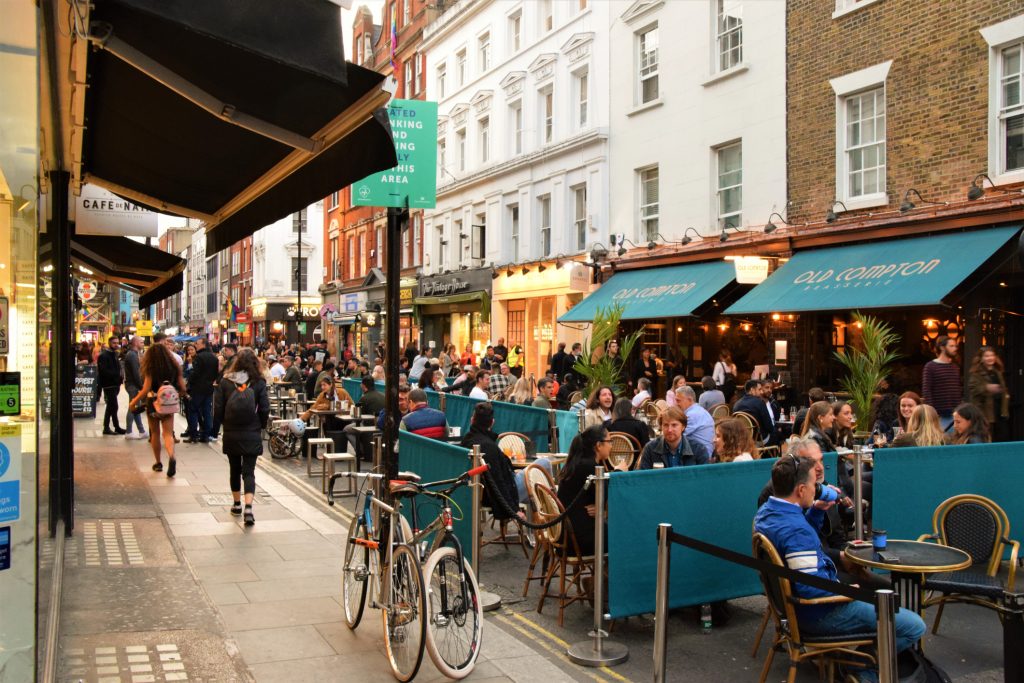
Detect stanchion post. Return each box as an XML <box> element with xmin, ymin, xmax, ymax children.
<box><xmin>548</xmin><ymin>409</ymin><xmax>558</xmax><ymax>453</ymax></box>
<box><xmin>852</xmin><ymin>446</ymin><xmax>864</xmax><ymax>541</ymax></box>
<box><xmin>470</xmin><ymin>444</ymin><xmax>501</xmax><ymax>612</ymax></box>
<box><xmin>875</xmin><ymin>589</ymin><xmax>898</xmax><ymax>683</ymax></box>
<box><xmin>653</xmin><ymin>523</ymin><xmax>672</xmax><ymax>683</ymax></box>
<box><xmin>567</xmin><ymin>466</ymin><xmax>629</xmax><ymax>667</ymax></box>
<box><xmin>1003</xmin><ymin>591</ymin><xmax>1024</xmax><ymax>683</ymax></box>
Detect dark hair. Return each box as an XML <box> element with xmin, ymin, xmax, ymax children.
<box><xmin>831</xmin><ymin>401</ymin><xmax>855</xmax><ymax>447</ymax></box>
<box><xmin>800</xmin><ymin>401</ymin><xmax>833</xmax><ymax>437</ymax></box>
<box><xmin>701</xmin><ymin>376</ymin><xmax>716</xmax><ymax>391</ymax></box>
<box><xmin>140</xmin><ymin>342</ymin><xmax>181</xmax><ymax>385</ymax></box>
<box><xmin>611</xmin><ymin>397</ymin><xmax>634</xmax><ymax>421</ymax></box>
<box><xmin>872</xmin><ymin>393</ymin><xmax>899</xmax><ymax>430</ymax></box>
<box><xmin>537</xmin><ymin>377</ymin><xmax>552</xmax><ymax>390</ymax></box>
<box><xmin>808</xmin><ymin>387</ymin><xmax>826</xmax><ymax>403</ymax></box>
<box><xmin>408</xmin><ymin>388</ymin><xmax>428</xmax><ymax>404</ymax></box>
<box><xmin>361</xmin><ymin>376</ymin><xmax>375</xmax><ymax>391</ymax></box>
<box><xmin>771</xmin><ymin>455</ymin><xmax>815</xmax><ymax>498</ymax></box>
<box><xmin>744</xmin><ymin>379</ymin><xmax>760</xmax><ymax>393</ymax></box>
<box><xmin>935</xmin><ymin>335</ymin><xmax>954</xmax><ymax>354</ymax></box>
<box><xmin>559</xmin><ymin>424</ymin><xmax>607</xmax><ymax>484</ymax></box>
<box><xmin>472</xmin><ymin>401</ymin><xmax>494</xmax><ymax>427</ymax></box>
<box><xmin>970</xmin><ymin>346</ymin><xmax>1004</xmax><ymax>375</ymax></box>
<box><xmin>586</xmin><ymin>385</ymin><xmax>615</xmax><ymax>410</ymax></box>
<box><xmin>229</xmin><ymin>348</ymin><xmax>262</xmax><ymax>382</ymax></box>
<box><xmin>418</xmin><ymin>368</ymin><xmax>435</xmax><ymax>389</ymax></box>
<box><xmin>152</xmin><ymin>332</ymin><xmax>168</xmax><ymax>343</ymax></box>
<box><xmin>951</xmin><ymin>403</ymin><xmax>990</xmax><ymax>444</ymax></box>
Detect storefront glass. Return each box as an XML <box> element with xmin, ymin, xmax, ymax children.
<box><xmin>0</xmin><ymin>2</ymin><xmax>40</xmax><ymax>677</ymax></box>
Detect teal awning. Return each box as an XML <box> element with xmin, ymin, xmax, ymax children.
<box><xmin>559</xmin><ymin>260</ymin><xmax>736</xmax><ymax>322</ymax></box>
<box><xmin>725</xmin><ymin>226</ymin><xmax>1020</xmax><ymax>315</ymax></box>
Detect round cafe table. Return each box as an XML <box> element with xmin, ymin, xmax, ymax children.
<box><xmin>845</xmin><ymin>539</ymin><xmax>971</xmax><ymax>614</ymax></box>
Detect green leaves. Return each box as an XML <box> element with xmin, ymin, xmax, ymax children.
<box><xmin>833</xmin><ymin>312</ymin><xmax>902</xmax><ymax>428</ymax></box>
<box><xmin>571</xmin><ymin>304</ymin><xmax>645</xmax><ymax>397</ymax></box>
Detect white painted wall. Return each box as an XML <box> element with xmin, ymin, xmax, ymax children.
<box><xmin>420</xmin><ymin>0</ymin><xmax>612</xmax><ymax>274</ymax></box>
<box><xmin>608</xmin><ymin>0</ymin><xmax>787</xmax><ymax>245</ymax></box>
<box><xmin>188</xmin><ymin>224</ymin><xmax>206</xmax><ymax>323</ymax></box>
<box><xmin>252</xmin><ymin>201</ymin><xmax>324</xmax><ymax>303</ymax></box>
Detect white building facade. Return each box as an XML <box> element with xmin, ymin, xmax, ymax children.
<box><xmin>187</xmin><ymin>221</ymin><xmax>207</xmax><ymax>335</ymax></box>
<box><xmin>420</xmin><ymin>0</ymin><xmax>609</xmax><ymax>373</ymax></box>
<box><xmin>250</xmin><ymin>202</ymin><xmax>324</xmax><ymax>344</ymax></box>
<box><xmin>608</xmin><ymin>0</ymin><xmax>786</xmax><ymax>246</ymax></box>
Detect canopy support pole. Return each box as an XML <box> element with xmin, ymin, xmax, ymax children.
<box><xmin>383</xmin><ymin>203</ymin><xmax>406</xmax><ymax>484</ymax></box>
<box><xmin>49</xmin><ymin>170</ymin><xmax>75</xmax><ymax>536</ymax></box>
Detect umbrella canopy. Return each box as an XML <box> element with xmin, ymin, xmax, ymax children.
<box><xmin>70</xmin><ymin>0</ymin><xmax>396</xmax><ymax>255</ymax></box>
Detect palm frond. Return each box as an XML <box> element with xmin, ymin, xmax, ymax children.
<box><xmin>833</xmin><ymin>312</ymin><xmax>903</xmax><ymax>426</ymax></box>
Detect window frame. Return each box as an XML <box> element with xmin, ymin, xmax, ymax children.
<box><xmin>478</xmin><ymin>31</ymin><xmax>491</xmax><ymax>73</ymax></box>
<box><xmin>509</xmin><ymin>204</ymin><xmax>520</xmax><ymax>262</ymax></box>
<box><xmin>829</xmin><ymin>61</ymin><xmax>892</xmax><ymax>211</ymax></box>
<box><xmin>456</xmin><ymin>127</ymin><xmax>467</xmax><ymax>172</ymax></box>
<box><xmin>437</xmin><ymin>63</ymin><xmax>447</xmax><ymax>99</ymax></box>
<box><xmin>509</xmin><ymin>10</ymin><xmax>522</xmax><ymax>53</ymax></box>
<box><xmin>540</xmin><ymin>86</ymin><xmax>554</xmax><ymax>144</ymax></box>
<box><xmin>574</xmin><ymin>68</ymin><xmax>589</xmax><ymax>129</ymax></box>
<box><xmin>572</xmin><ymin>184</ymin><xmax>587</xmax><ymax>252</ymax></box>
<box><xmin>982</xmin><ymin>16</ymin><xmax>1024</xmax><ymax>184</ymax></box>
<box><xmin>479</xmin><ymin>116</ymin><xmax>490</xmax><ymax>164</ymax></box>
<box><xmin>715</xmin><ymin>141</ymin><xmax>743</xmax><ymax>231</ymax></box>
<box><xmin>637</xmin><ymin>25</ymin><xmax>660</xmax><ymax>105</ymax></box>
<box><xmin>412</xmin><ymin>214</ymin><xmax>423</xmax><ymax>267</ymax></box>
<box><xmin>510</xmin><ymin>99</ymin><xmax>524</xmax><ymax>155</ymax></box>
<box><xmin>715</xmin><ymin>0</ymin><xmax>743</xmax><ymax>74</ymax></box>
<box><xmin>538</xmin><ymin>195</ymin><xmax>552</xmax><ymax>257</ymax></box>
<box><xmin>638</xmin><ymin>165</ymin><xmax>659</xmax><ymax>241</ymax></box>
<box><xmin>456</xmin><ymin>48</ymin><xmax>467</xmax><ymax>87</ymax></box>
<box><xmin>291</xmin><ymin>257</ymin><xmax>308</xmax><ymax>291</ymax></box>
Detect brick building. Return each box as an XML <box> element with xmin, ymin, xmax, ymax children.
<box><xmin>320</xmin><ymin>1</ymin><xmax>432</xmax><ymax>358</ymax></box>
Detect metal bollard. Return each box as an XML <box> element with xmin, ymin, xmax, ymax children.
<box><xmin>470</xmin><ymin>444</ymin><xmax>501</xmax><ymax>612</ymax></box>
<box><xmin>653</xmin><ymin>523</ymin><xmax>672</xmax><ymax>683</ymax></box>
<box><xmin>567</xmin><ymin>466</ymin><xmax>629</xmax><ymax>666</ymax></box>
<box><xmin>875</xmin><ymin>589</ymin><xmax>898</xmax><ymax>683</ymax></box>
<box><xmin>1003</xmin><ymin>591</ymin><xmax>1024</xmax><ymax>683</ymax></box>
<box><xmin>852</xmin><ymin>446</ymin><xmax>864</xmax><ymax>541</ymax></box>
<box><xmin>547</xmin><ymin>409</ymin><xmax>558</xmax><ymax>453</ymax></box>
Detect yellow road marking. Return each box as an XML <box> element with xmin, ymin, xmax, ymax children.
<box><xmin>493</xmin><ymin>613</ymin><xmax>610</xmax><ymax>683</ymax></box>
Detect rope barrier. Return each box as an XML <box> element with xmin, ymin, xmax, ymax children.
<box><xmin>480</xmin><ymin>466</ymin><xmax>591</xmax><ymax>531</ymax></box>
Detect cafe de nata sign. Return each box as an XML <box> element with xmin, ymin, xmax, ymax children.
<box><xmin>74</xmin><ymin>184</ymin><xmax>158</xmax><ymax>237</ymax></box>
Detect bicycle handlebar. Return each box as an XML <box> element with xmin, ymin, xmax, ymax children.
<box><xmin>325</xmin><ymin>465</ymin><xmax>489</xmax><ymax>506</ymax></box>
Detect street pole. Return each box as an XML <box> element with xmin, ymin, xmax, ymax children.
<box><xmin>383</xmin><ymin>203</ymin><xmax>405</xmax><ymax>484</ymax></box>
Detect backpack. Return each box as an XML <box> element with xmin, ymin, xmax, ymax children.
<box><xmin>897</xmin><ymin>648</ymin><xmax>953</xmax><ymax>683</ymax></box>
<box><xmin>155</xmin><ymin>382</ymin><xmax>180</xmax><ymax>415</ymax></box>
<box><xmin>223</xmin><ymin>380</ymin><xmax>256</xmax><ymax>426</ymax></box>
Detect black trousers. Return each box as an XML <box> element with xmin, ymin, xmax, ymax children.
<box><xmin>227</xmin><ymin>453</ymin><xmax>258</xmax><ymax>495</ymax></box>
<box><xmin>102</xmin><ymin>386</ymin><xmax>121</xmax><ymax>429</ymax></box>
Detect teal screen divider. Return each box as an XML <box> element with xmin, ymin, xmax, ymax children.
<box><xmin>397</xmin><ymin>431</ymin><xmax>475</xmax><ymax>565</ymax></box>
<box><xmin>342</xmin><ymin>378</ymin><xmax>362</xmax><ymax>402</ymax></box>
<box><xmin>492</xmin><ymin>402</ymin><xmax>551</xmax><ymax>451</ymax></box>
<box><xmin>872</xmin><ymin>442</ymin><xmax>1024</xmax><ymax>551</ymax></box>
<box><xmin>606</xmin><ymin>454</ymin><xmax>839</xmax><ymax>618</ymax></box>
<box><xmin>442</xmin><ymin>394</ymin><xmax>480</xmax><ymax>436</ymax></box>
<box><xmin>554</xmin><ymin>410</ymin><xmax>579</xmax><ymax>453</ymax></box>
<box><xmin>424</xmin><ymin>389</ymin><xmax>442</xmax><ymax>410</ymax></box>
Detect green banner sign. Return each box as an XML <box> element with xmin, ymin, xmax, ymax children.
<box><xmin>351</xmin><ymin>99</ymin><xmax>438</xmax><ymax>209</ymax></box>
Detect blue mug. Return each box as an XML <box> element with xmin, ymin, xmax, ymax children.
<box><xmin>872</xmin><ymin>529</ymin><xmax>887</xmax><ymax>550</ymax></box>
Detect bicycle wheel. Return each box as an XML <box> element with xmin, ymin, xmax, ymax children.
<box><xmin>422</xmin><ymin>547</ymin><xmax>483</xmax><ymax>679</ymax></box>
<box><xmin>268</xmin><ymin>432</ymin><xmax>291</xmax><ymax>459</ymax></box>
<box><xmin>382</xmin><ymin>544</ymin><xmax>426</xmax><ymax>682</ymax></box>
<box><xmin>342</xmin><ymin>515</ymin><xmax>370</xmax><ymax>629</ymax></box>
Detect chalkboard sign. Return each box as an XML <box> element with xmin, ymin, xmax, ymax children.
<box><xmin>40</xmin><ymin>364</ymin><xmax>98</xmax><ymax>418</ymax></box>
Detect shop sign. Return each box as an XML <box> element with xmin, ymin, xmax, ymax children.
<box><xmin>735</xmin><ymin>257</ymin><xmax>770</xmax><ymax>284</ymax></box>
<box><xmin>286</xmin><ymin>305</ymin><xmax>320</xmax><ymax>318</ymax></box>
<box><xmin>569</xmin><ymin>264</ymin><xmax>591</xmax><ymax>292</ymax></box>
<box><xmin>421</xmin><ymin>279</ymin><xmax>470</xmax><ymax>296</ymax></box>
<box><xmin>0</xmin><ymin>424</ymin><xmax>20</xmax><ymax>523</ymax></box>
<box><xmin>341</xmin><ymin>291</ymin><xmax>367</xmax><ymax>313</ymax></box>
<box><xmin>0</xmin><ymin>297</ymin><xmax>7</xmax><ymax>355</ymax></box>
<box><xmin>77</xmin><ymin>279</ymin><xmax>98</xmax><ymax>302</ymax></box>
<box><xmin>0</xmin><ymin>372</ymin><xmax>20</xmax><ymax>416</ymax></box>
<box><xmin>419</xmin><ymin>267</ymin><xmax>492</xmax><ymax>297</ymax></box>
<box><xmin>358</xmin><ymin>311</ymin><xmax>380</xmax><ymax>327</ymax></box>
<box><xmin>75</xmin><ymin>183</ymin><xmax>158</xmax><ymax>237</ymax></box>
<box><xmin>351</xmin><ymin>99</ymin><xmax>438</xmax><ymax>209</ymax></box>
<box><xmin>235</xmin><ymin>312</ymin><xmax>251</xmax><ymax>323</ymax></box>
<box><xmin>135</xmin><ymin>319</ymin><xmax>154</xmax><ymax>337</ymax></box>
<box><xmin>400</xmin><ymin>287</ymin><xmax>414</xmax><ymax>306</ymax></box>
<box><xmin>250</xmin><ymin>302</ymin><xmax>267</xmax><ymax>320</ymax></box>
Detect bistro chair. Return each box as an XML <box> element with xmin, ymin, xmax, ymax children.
<box><xmin>567</xmin><ymin>390</ymin><xmax>583</xmax><ymax>406</ymax></box>
<box><xmin>752</xmin><ymin>532</ymin><xmax>876</xmax><ymax>683</ymax></box>
<box><xmin>644</xmin><ymin>400</ymin><xmax>662</xmax><ymax>422</ymax></box>
<box><xmin>732</xmin><ymin>411</ymin><xmax>761</xmax><ymax>443</ymax></box>
<box><xmin>918</xmin><ymin>494</ymin><xmax>1020</xmax><ymax>633</ymax></box>
<box><xmin>654</xmin><ymin>399</ymin><xmax>669</xmax><ymax>412</ymax></box>
<box><xmin>497</xmin><ymin>431</ymin><xmax>533</xmax><ymax>459</ymax></box>
<box><xmin>534</xmin><ymin>483</ymin><xmax>596</xmax><ymax>627</ymax></box>
<box><xmin>711</xmin><ymin>403</ymin><xmax>732</xmax><ymax>423</ymax></box>
<box><xmin>607</xmin><ymin>432</ymin><xmax>641</xmax><ymax>471</ymax></box>
<box><xmin>522</xmin><ymin>463</ymin><xmax>558</xmax><ymax>597</ymax></box>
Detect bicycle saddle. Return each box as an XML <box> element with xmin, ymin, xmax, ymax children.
<box><xmin>396</xmin><ymin>471</ymin><xmax>421</xmax><ymax>483</ymax></box>
<box><xmin>389</xmin><ymin>480</ymin><xmax>421</xmax><ymax>496</ymax></box>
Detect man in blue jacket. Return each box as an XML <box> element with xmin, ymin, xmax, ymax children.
<box><xmin>755</xmin><ymin>455</ymin><xmax>924</xmax><ymax>681</ymax></box>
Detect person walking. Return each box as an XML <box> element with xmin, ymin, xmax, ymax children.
<box><xmin>122</xmin><ymin>336</ymin><xmax>147</xmax><ymax>440</ymax></box>
<box><xmin>98</xmin><ymin>335</ymin><xmax>126</xmax><ymax>435</ymax></box>
<box><xmin>967</xmin><ymin>346</ymin><xmax>1009</xmax><ymax>442</ymax></box>
<box><xmin>922</xmin><ymin>336</ymin><xmax>963</xmax><ymax>432</ymax></box>
<box><xmin>128</xmin><ymin>341</ymin><xmax>187</xmax><ymax>475</ymax></box>
<box><xmin>213</xmin><ymin>348</ymin><xmax>270</xmax><ymax>525</ymax></box>
<box><xmin>185</xmin><ymin>337</ymin><xmax>219</xmax><ymax>443</ymax></box>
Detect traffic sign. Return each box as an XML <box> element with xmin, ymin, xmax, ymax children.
<box><xmin>351</xmin><ymin>99</ymin><xmax>438</xmax><ymax>209</ymax></box>
<box><xmin>77</xmin><ymin>279</ymin><xmax>98</xmax><ymax>302</ymax></box>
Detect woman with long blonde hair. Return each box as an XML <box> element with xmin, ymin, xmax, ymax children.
<box><xmin>893</xmin><ymin>404</ymin><xmax>946</xmax><ymax>447</ymax></box>
<box><xmin>505</xmin><ymin>377</ymin><xmax>534</xmax><ymax>405</ymax></box>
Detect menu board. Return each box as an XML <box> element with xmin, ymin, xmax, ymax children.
<box><xmin>39</xmin><ymin>364</ymin><xmax>98</xmax><ymax>418</ymax></box>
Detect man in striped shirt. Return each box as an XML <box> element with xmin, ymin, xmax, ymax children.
<box><xmin>922</xmin><ymin>336</ymin><xmax>962</xmax><ymax>432</ymax></box>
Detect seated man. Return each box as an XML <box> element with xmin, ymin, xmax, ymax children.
<box><xmin>755</xmin><ymin>455</ymin><xmax>924</xmax><ymax>681</ymax></box>
<box><xmin>346</xmin><ymin>377</ymin><xmax>385</xmax><ymax>460</ymax></box>
<box><xmin>631</xmin><ymin>377</ymin><xmax>652</xmax><ymax>410</ymax></box>
<box><xmin>399</xmin><ymin>388</ymin><xmax>448</xmax><ymax>439</ymax></box>
<box><xmin>638</xmin><ymin>407</ymin><xmax>710</xmax><ymax>468</ymax></box>
<box><xmin>733</xmin><ymin>379</ymin><xmax>774</xmax><ymax>444</ymax></box>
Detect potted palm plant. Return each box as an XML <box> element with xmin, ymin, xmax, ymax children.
<box><xmin>572</xmin><ymin>303</ymin><xmax>644</xmax><ymax>398</ymax></box>
<box><xmin>833</xmin><ymin>312</ymin><xmax>902</xmax><ymax>434</ymax></box>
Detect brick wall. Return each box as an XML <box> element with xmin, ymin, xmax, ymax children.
<box><xmin>787</xmin><ymin>1</ymin><xmax>1023</xmax><ymax>224</ymax></box>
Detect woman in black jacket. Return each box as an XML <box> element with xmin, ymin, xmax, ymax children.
<box><xmin>557</xmin><ymin>425</ymin><xmax>614</xmax><ymax>556</ymax></box>
<box><xmin>608</xmin><ymin>398</ymin><xmax>651</xmax><ymax>449</ymax></box>
<box><xmin>213</xmin><ymin>348</ymin><xmax>270</xmax><ymax>525</ymax></box>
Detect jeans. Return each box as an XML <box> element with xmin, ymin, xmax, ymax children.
<box><xmin>124</xmin><ymin>390</ymin><xmax>145</xmax><ymax>434</ymax></box>
<box><xmin>514</xmin><ymin>457</ymin><xmax>552</xmax><ymax>504</ymax></box>
<box><xmin>102</xmin><ymin>386</ymin><xmax>121</xmax><ymax>429</ymax></box>
<box><xmin>187</xmin><ymin>393</ymin><xmax>213</xmax><ymax>439</ymax></box>
<box><xmin>800</xmin><ymin>600</ymin><xmax>926</xmax><ymax>656</ymax></box>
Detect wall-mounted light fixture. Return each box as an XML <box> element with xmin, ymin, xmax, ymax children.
<box><xmin>680</xmin><ymin>228</ymin><xmax>703</xmax><ymax>245</ymax></box>
<box><xmin>719</xmin><ymin>226</ymin><xmax>742</xmax><ymax>242</ymax></box>
<box><xmin>899</xmin><ymin>188</ymin><xmax>945</xmax><ymax>213</ymax></box>
<box><xmin>825</xmin><ymin>200</ymin><xmax>848</xmax><ymax>223</ymax></box>
<box><xmin>763</xmin><ymin>212</ymin><xmax>791</xmax><ymax>234</ymax></box>
<box><xmin>616</xmin><ymin>238</ymin><xmax>641</xmax><ymax>256</ymax></box>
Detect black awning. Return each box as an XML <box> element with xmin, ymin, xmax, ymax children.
<box><xmin>39</xmin><ymin>233</ymin><xmax>186</xmax><ymax>306</ymax></box>
<box><xmin>80</xmin><ymin>0</ymin><xmax>396</xmax><ymax>252</ymax></box>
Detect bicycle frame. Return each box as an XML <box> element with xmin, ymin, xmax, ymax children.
<box><xmin>407</xmin><ymin>490</ymin><xmax>472</xmax><ymax>614</ymax></box>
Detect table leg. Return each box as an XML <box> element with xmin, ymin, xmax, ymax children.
<box><xmin>890</xmin><ymin>572</ymin><xmax>921</xmax><ymax>614</ymax></box>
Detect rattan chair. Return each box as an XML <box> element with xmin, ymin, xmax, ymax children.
<box><xmin>644</xmin><ymin>400</ymin><xmax>662</xmax><ymax>422</ymax></box>
<box><xmin>919</xmin><ymin>494</ymin><xmax>1020</xmax><ymax>633</ymax></box>
<box><xmin>752</xmin><ymin>532</ymin><xmax>876</xmax><ymax>683</ymax></box>
<box><xmin>534</xmin><ymin>483</ymin><xmax>595</xmax><ymax>627</ymax></box>
<box><xmin>732</xmin><ymin>411</ymin><xmax>760</xmax><ymax>442</ymax></box>
<box><xmin>522</xmin><ymin>463</ymin><xmax>558</xmax><ymax>597</ymax></box>
<box><xmin>607</xmin><ymin>432</ymin><xmax>641</xmax><ymax>471</ymax></box>
<box><xmin>497</xmin><ymin>431</ymin><xmax>533</xmax><ymax>459</ymax></box>
<box><xmin>711</xmin><ymin>403</ymin><xmax>732</xmax><ymax>423</ymax></box>
<box><xmin>567</xmin><ymin>390</ymin><xmax>583</xmax><ymax>406</ymax></box>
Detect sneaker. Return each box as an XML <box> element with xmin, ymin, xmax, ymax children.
<box><xmin>243</xmin><ymin>507</ymin><xmax>255</xmax><ymax>526</ymax></box>
<box><xmin>208</xmin><ymin>435</ymin><xmax>219</xmax><ymax>443</ymax></box>
<box><xmin>166</xmin><ymin>458</ymin><xmax>176</xmax><ymax>478</ymax></box>
<box><xmin>137</xmin><ymin>431</ymin><xmax>149</xmax><ymax>440</ymax></box>
<box><xmin>230</xmin><ymin>502</ymin><xmax>242</xmax><ymax>516</ymax></box>
<box><xmin>102</xmin><ymin>428</ymin><xmax>116</xmax><ymax>435</ymax></box>
<box><xmin>114</xmin><ymin>427</ymin><xmax>127</xmax><ymax>435</ymax></box>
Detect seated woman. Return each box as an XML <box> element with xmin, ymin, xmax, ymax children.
<box><xmin>556</xmin><ymin>425</ymin><xmax>627</xmax><ymax>556</ymax></box>
<box><xmin>582</xmin><ymin>385</ymin><xmax>615</xmax><ymax>428</ymax></box>
<box><xmin>892</xmin><ymin>404</ymin><xmax>946</xmax><ymax>447</ymax></box>
<box><xmin>895</xmin><ymin>391</ymin><xmax>922</xmax><ymax>438</ymax></box>
<box><xmin>870</xmin><ymin>393</ymin><xmax>900</xmax><ymax>444</ymax></box>
<box><xmin>638</xmin><ymin>407</ymin><xmax>710</xmax><ymax>468</ymax></box>
<box><xmin>949</xmin><ymin>402</ymin><xmax>990</xmax><ymax>445</ymax></box>
<box><xmin>664</xmin><ymin>375</ymin><xmax>685</xmax><ymax>407</ymax></box>
<box><xmin>608</xmin><ymin>397</ymin><xmax>651</xmax><ymax>449</ymax></box>
<box><xmin>828</xmin><ymin>401</ymin><xmax>857</xmax><ymax>450</ymax></box>
<box><xmin>697</xmin><ymin>376</ymin><xmax>725</xmax><ymax>411</ymax></box>
<box><xmin>714</xmin><ymin>417</ymin><xmax>757</xmax><ymax>462</ymax></box>
<box><xmin>504</xmin><ymin>377</ymin><xmax>534</xmax><ymax>405</ymax></box>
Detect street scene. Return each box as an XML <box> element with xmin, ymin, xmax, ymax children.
<box><xmin>2</xmin><ymin>0</ymin><xmax>1024</xmax><ymax>682</ymax></box>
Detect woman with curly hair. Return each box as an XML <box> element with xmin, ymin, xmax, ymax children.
<box><xmin>968</xmin><ymin>346</ymin><xmax>1009</xmax><ymax>441</ymax></box>
<box><xmin>129</xmin><ymin>342</ymin><xmax>187</xmax><ymax>476</ymax></box>
<box><xmin>949</xmin><ymin>402</ymin><xmax>990</xmax><ymax>445</ymax></box>
<box><xmin>714</xmin><ymin>417</ymin><xmax>758</xmax><ymax>462</ymax></box>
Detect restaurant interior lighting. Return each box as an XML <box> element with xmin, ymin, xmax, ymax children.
<box><xmin>763</xmin><ymin>212</ymin><xmax>790</xmax><ymax>234</ymax></box>
<box><xmin>899</xmin><ymin>188</ymin><xmax>944</xmax><ymax>213</ymax></box>
<box><xmin>771</xmin><ymin>313</ymin><xmax>782</xmax><ymax>321</ymax></box>
<box><xmin>825</xmin><ymin>200</ymin><xmax>848</xmax><ymax>223</ymax></box>
<box><xmin>680</xmin><ymin>228</ymin><xmax>703</xmax><ymax>245</ymax></box>
<box><xmin>741</xmin><ymin>323</ymin><xmax>751</xmax><ymax>331</ymax></box>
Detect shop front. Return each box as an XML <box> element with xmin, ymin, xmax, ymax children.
<box><xmin>414</xmin><ymin>268</ymin><xmax>492</xmax><ymax>356</ymax></box>
<box><xmin>493</xmin><ymin>261</ymin><xmax>591</xmax><ymax>378</ymax></box>
<box><xmin>396</xmin><ymin>277</ymin><xmax>419</xmax><ymax>354</ymax></box>
<box><xmin>329</xmin><ymin>290</ymin><xmax>366</xmax><ymax>356</ymax></box>
<box><xmin>251</xmin><ymin>301</ymin><xmax>321</xmax><ymax>346</ymax></box>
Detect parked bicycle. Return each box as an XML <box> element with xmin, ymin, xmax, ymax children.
<box><xmin>329</xmin><ymin>464</ymin><xmax>488</xmax><ymax>680</ymax></box>
<box><xmin>268</xmin><ymin>418</ymin><xmax>304</xmax><ymax>459</ymax></box>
